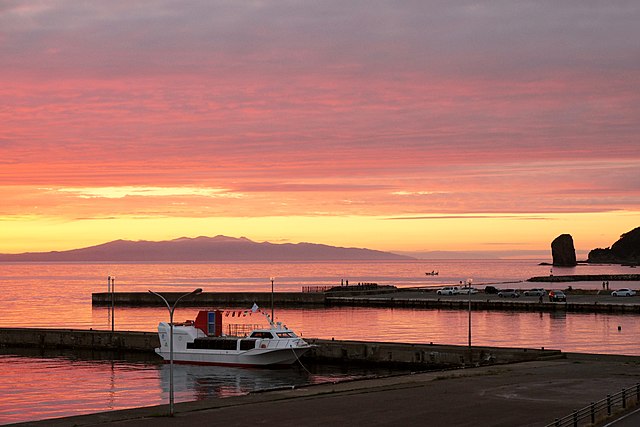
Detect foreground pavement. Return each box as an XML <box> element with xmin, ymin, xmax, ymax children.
<box><xmin>13</xmin><ymin>353</ymin><xmax>640</xmax><ymax>427</ymax></box>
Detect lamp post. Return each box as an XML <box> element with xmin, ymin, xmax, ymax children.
<box><xmin>467</xmin><ymin>278</ymin><xmax>473</xmax><ymax>364</ymax></box>
<box><xmin>110</xmin><ymin>276</ymin><xmax>115</xmax><ymax>332</ymax></box>
<box><xmin>270</xmin><ymin>277</ymin><xmax>275</xmax><ymax>321</ymax></box>
<box><xmin>107</xmin><ymin>276</ymin><xmax>111</xmax><ymax>328</ymax></box>
<box><xmin>148</xmin><ymin>288</ymin><xmax>203</xmax><ymax>416</ymax></box>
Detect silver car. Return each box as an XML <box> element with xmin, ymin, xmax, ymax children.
<box><xmin>498</xmin><ymin>289</ymin><xmax>520</xmax><ymax>298</ymax></box>
<box><xmin>523</xmin><ymin>288</ymin><xmax>546</xmax><ymax>297</ymax></box>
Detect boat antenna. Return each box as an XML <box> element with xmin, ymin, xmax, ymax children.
<box><xmin>270</xmin><ymin>277</ymin><xmax>275</xmax><ymax>322</ymax></box>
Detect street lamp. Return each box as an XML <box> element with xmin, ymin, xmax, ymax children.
<box><xmin>109</xmin><ymin>276</ymin><xmax>115</xmax><ymax>332</ymax></box>
<box><xmin>467</xmin><ymin>278</ymin><xmax>473</xmax><ymax>364</ymax></box>
<box><xmin>270</xmin><ymin>277</ymin><xmax>275</xmax><ymax>321</ymax></box>
<box><xmin>148</xmin><ymin>288</ymin><xmax>203</xmax><ymax>416</ymax></box>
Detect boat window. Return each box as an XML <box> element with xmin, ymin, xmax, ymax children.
<box><xmin>276</xmin><ymin>332</ymin><xmax>296</xmax><ymax>338</ymax></box>
<box><xmin>249</xmin><ymin>331</ymin><xmax>274</xmax><ymax>339</ymax></box>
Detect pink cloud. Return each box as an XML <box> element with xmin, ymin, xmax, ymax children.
<box><xmin>1</xmin><ymin>1</ymin><xmax>639</xmax><ymax>219</ymax></box>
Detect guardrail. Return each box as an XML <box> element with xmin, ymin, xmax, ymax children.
<box><xmin>301</xmin><ymin>285</ymin><xmax>334</xmax><ymax>293</ymax></box>
<box><xmin>547</xmin><ymin>382</ymin><xmax>640</xmax><ymax>427</ymax></box>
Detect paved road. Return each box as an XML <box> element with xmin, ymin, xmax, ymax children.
<box><xmin>390</xmin><ymin>288</ymin><xmax>640</xmax><ymax>305</ymax></box>
<box><xmin>605</xmin><ymin>407</ymin><xmax>640</xmax><ymax>426</ymax></box>
<box><xmin>17</xmin><ymin>354</ymin><xmax>640</xmax><ymax>427</ymax></box>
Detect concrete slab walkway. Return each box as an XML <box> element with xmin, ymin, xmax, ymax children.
<box><xmin>12</xmin><ymin>354</ymin><xmax>640</xmax><ymax>427</ymax></box>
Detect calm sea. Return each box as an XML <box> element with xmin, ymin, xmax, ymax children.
<box><xmin>1</xmin><ymin>260</ymin><xmax>639</xmax><ymax>423</ymax></box>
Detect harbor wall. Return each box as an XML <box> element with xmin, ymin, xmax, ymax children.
<box><xmin>0</xmin><ymin>328</ymin><xmax>158</xmax><ymax>352</ymax></box>
<box><xmin>306</xmin><ymin>338</ymin><xmax>561</xmax><ymax>367</ymax></box>
<box><xmin>92</xmin><ymin>291</ymin><xmax>640</xmax><ymax>313</ymax></box>
<box><xmin>325</xmin><ymin>296</ymin><xmax>640</xmax><ymax>314</ymax></box>
<box><xmin>0</xmin><ymin>328</ymin><xmax>561</xmax><ymax>368</ymax></box>
<box><xmin>92</xmin><ymin>291</ymin><xmax>325</xmax><ymax>307</ymax></box>
<box><xmin>528</xmin><ymin>274</ymin><xmax>640</xmax><ymax>282</ymax></box>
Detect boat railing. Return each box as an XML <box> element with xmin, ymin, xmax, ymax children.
<box><xmin>226</xmin><ymin>323</ymin><xmax>262</xmax><ymax>337</ymax></box>
<box><xmin>302</xmin><ymin>285</ymin><xmax>334</xmax><ymax>293</ymax></box>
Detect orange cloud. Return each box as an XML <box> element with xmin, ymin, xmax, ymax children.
<box><xmin>1</xmin><ymin>2</ymin><xmax>639</xmax><ymax>253</ymax></box>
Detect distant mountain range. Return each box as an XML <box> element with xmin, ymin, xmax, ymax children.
<box><xmin>0</xmin><ymin>235</ymin><xmax>413</xmax><ymax>262</ymax></box>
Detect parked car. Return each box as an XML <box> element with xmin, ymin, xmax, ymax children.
<box><xmin>437</xmin><ymin>286</ymin><xmax>459</xmax><ymax>296</ymax></box>
<box><xmin>523</xmin><ymin>288</ymin><xmax>546</xmax><ymax>297</ymax></box>
<box><xmin>611</xmin><ymin>288</ymin><xmax>636</xmax><ymax>297</ymax></box>
<box><xmin>484</xmin><ymin>286</ymin><xmax>499</xmax><ymax>294</ymax></box>
<box><xmin>549</xmin><ymin>290</ymin><xmax>567</xmax><ymax>302</ymax></box>
<box><xmin>457</xmin><ymin>287</ymin><xmax>479</xmax><ymax>295</ymax></box>
<box><xmin>498</xmin><ymin>289</ymin><xmax>520</xmax><ymax>298</ymax></box>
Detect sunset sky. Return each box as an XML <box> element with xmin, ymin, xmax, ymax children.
<box><xmin>1</xmin><ymin>1</ymin><xmax>639</xmax><ymax>258</ymax></box>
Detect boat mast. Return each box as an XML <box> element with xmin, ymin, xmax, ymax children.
<box><xmin>270</xmin><ymin>276</ymin><xmax>275</xmax><ymax>322</ymax></box>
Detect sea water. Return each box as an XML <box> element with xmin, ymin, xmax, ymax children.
<box><xmin>1</xmin><ymin>260</ymin><xmax>639</xmax><ymax>423</ymax></box>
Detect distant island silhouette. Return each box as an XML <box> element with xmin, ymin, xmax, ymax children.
<box><xmin>0</xmin><ymin>235</ymin><xmax>414</xmax><ymax>262</ymax></box>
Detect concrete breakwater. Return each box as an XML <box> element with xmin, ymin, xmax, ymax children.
<box><xmin>92</xmin><ymin>291</ymin><xmax>325</xmax><ymax>307</ymax></box>
<box><xmin>0</xmin><ymin>328</ymin><xmax>560</xmax><ymax>368</ymax></box>
<box><xmin>92</xmin><ymin>291</ymin><xmax>640</xmax><ymax>314</ymax></box>
<box><xmin>0</xmin><ymin>327</ymin><xmax>158</xmax><ymax>352</ymax></box>
<box><xmin>305</xmin><ymin>338</ymin><xmax>561</xmax><ymax>368</ymax></box>
<box><xmin>528</xmin><ymin>274</ymin><xmax>640</xmax><ymax>282</ymax></box>
<box><xmin>326</xmin><ymin>296</ymin><xmax>640</xmax><ymax>313</ymax></box>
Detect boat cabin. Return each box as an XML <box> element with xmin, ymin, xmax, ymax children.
<box><xmin>187</xmin><ymin>337</ymin><xmax>258</xmax><ymax>351</ymax></box>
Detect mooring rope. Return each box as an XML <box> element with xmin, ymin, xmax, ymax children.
<box><xmin>291</xmin><ymin>345</ymin><xmax>313</xmax><ymax>375</ymax></box>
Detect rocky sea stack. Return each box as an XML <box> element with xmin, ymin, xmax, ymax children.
<box><xmin>551</xmin><ymin>234</ymin><xmax>577</xmax><ymax>266</ymax></box>
<box><xmin>588</xmin><ymin>227</ymin><xmax>640</xmax><ymax>265</ymax></box>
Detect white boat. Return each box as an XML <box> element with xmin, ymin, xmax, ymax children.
<box><xmin>154</xmin><ymin>309</ymin><xmax>313</xmax><ymax>367</ymax></box>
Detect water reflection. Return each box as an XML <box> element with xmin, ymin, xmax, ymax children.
<box><xmin>0</xmin><ymin>349</ymin><xmax>160</xmax><ymax>424</ymax></box>
<box><xmin>160</xmin><ymin>364</ymin><xmax>306</xmax><ymax>400</ymax></box>
<box><xmin>0</xmin><ymin>347</ymin><xmax>409</xmax><ymax>425</ymax></box>
<box><xmin>158</xmin><ymin>360</ymin><xmax>402</xmax><ymax>403</ymax></box>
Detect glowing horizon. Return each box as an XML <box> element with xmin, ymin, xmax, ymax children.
<box><xmin>1</xmin><ymin>2</ymin><xmax>639</xmax><ymax>256</ymax></box>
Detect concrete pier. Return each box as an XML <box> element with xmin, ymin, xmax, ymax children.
<box><xmin>305</xmin><ymin>338</ymin><xmax>560</xmax><ymax>367</ymax></box>
<box><xmin>0</xmin><ymin>328</ymin><xmax>560</xmax><ymax>368</ymax></box>
<box><xmin>91</xmin><ymin>290</ymin><xmax>640</xmax><ymax>313</ymax></box>
<box><xmin>92</xmin><ymin>291</ymin><xmax>325</xmax><ymax>307</ymax></box>
<box><xmin>326</xmin><ymin>294</ymin><xmax>640</xmax><ymax>313</ymax></box>
<box><xmin>0</xmin><ymin>328</ymin><xmax>158</xmax><ymax>352</ymax></box>
<box><xmin>528</xmin><ymin>273</ymin><xmax>640</xmax><ymax>282</ymax></box>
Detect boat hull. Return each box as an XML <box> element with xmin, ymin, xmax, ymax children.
<box><xmin>155</xmin><ymin>345</ymin><xmax>312</xmax><ymax>367</ymax></box>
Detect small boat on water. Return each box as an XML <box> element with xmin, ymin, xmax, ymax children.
<box><xmin>154</xmin><ymin>308</ymin><xmax>313</xmax><ymax>367</ymax></box>
<box><xmin>425</xmin><ymin>270</ymin><xmax>439</xmax><ymax>276</ymax></box>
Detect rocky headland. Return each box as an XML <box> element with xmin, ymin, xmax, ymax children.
<box><xmin>587</xmin><ymin>227</ymin><xmax>640</xmax><ymax>265</ymax></box>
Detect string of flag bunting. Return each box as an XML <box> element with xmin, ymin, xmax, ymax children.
<box><xmin>223</xmin><ymin>303</ymin><xmax>260</xmax><ymax>318</ymax></box>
